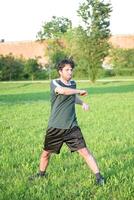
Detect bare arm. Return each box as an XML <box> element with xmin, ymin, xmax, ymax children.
<box><xmin>55</xmin><ymin>87</ymin><xmax>88</xmax><ymax>96</ymax></box>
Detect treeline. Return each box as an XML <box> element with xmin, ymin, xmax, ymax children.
<box><xmin>0</xmin><ymin>48</ymin><xmax>134</xmax><ymax>81</ymax></box>
<box><xmin>0</xmin><ymin>54</ymin><xmax>51</xmax><ymax>81</ymax></box>
<box><xmin>109</xmin><ymin>48</ymin><xmax>134</xmax><ymax>76</ymax></box>
<box><xmin>73</xmin><ymin>48</ymin><xmax>134</xmax><ymax>78</ymax></box>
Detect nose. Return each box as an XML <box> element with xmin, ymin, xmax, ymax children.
<box><xmin>68</xmin><ymin>70</ymin><xmax>72</xmax><ymax>75</ymax></box>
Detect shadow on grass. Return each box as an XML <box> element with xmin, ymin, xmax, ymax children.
<box><xmin>0</xmin><ymin>84</ymin><xmax>134</xmax><ymax>104</ymax></box>
<box><xmin>0</xmin><ymin>91</ymin><xmax>50</xmax><ymax>104</ymax></box>
<box><xmin>85</xmin><ymin>84</ymin><xmax>134</xmax><ymax>95</ymax></box>
<box><xmin>0</xmin><ymin>83</ymin><xmax>33</xmax><ymax>90</ymax></box>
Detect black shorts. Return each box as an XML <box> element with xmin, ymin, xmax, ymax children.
<box><xmin>43</xmin><ymin>126</ymin><xmax>86</xmax><ymax>154</ymax></box>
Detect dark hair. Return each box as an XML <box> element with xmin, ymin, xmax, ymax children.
<box><xmin>56</xmin><ymin>59</ymin><xmax>75</xmax><ymax>71</ymax></box>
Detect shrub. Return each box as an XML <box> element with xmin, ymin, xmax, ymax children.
<box><xmin>110</xmin><ymin>48</ymin><xmax>134</xmax><ymax>70</ymax></box>
<box><xmin>114</xmin><ymin>68</ymin><xmax>134</xmax><ymax>76</ymax></box>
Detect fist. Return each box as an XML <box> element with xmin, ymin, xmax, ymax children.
<box><xmin>79</xmin><ymin>90</ymin><xmax>88</xmax><ymax>96</ymax></box>
<box><xmin>82</xmin><ymin>103</ymin><xmax>89</xmax><ymax>111</ymax></box>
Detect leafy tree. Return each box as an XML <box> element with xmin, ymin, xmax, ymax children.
<box><xmin>0</xmin><ymin>55</ymin><xmax>5</xmax><ymax>80</ymax></box>
<box><xmin>62</xmin><ymin>28</ymin><xmax>88</xmax><ymax>78</ymax></box>
<box><xmin>0</xmin><ymin>55</ymin><xmax>47</xmax><ymax>81</ymax></box>
<box><xmin>37</xmin><ymin>16</ymin><xmax>72</xmax><ymax>40</ymax></box>
<box><xmin>0</xmin><ymin>54</ymin><xmax>24</xmax><ymax>81</ymax></box>
<box><xmin>24</xmin><ymin>58</ymin><xmax>39</xmax><ymax>81</ymax></box>
<box><xmin>110</xmin><ymin>48</ymin><xmax>134</xmax><ymax>69</ymax></box>
<box><xmin>109</xmin><ymin>48</ymin><xmax>134</xmax><ymax>76</ymax></box>
<box><xmin>45</xmin><ymin>39</ymin><xmax>68</xmax><ymax>79</ymax></box>
<box><xmin>77</xmin><ymin>0</ymin><xmax>112</xmax><ymax>82</ymax></box>
<box><xmin>37</xmin><ymin>16</ymin><xmax>71</xmax><ymax>78</ymax></box>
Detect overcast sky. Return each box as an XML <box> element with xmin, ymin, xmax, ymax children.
<box><xmin>0</xmin><ymin>0</ymin><xmax>134</xmax><ymax>42</ymax></box>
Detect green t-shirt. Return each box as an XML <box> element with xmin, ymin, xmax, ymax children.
<box><xmin>48</xmin><ymin>79</ymin><xmax>78</xmax><ymax>129</ymax></box>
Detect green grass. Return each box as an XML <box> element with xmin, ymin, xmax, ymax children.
<box><xmin>0</xmin><ymin>81</ymin><xmax>134</xmax><ymax>200</ymax></box>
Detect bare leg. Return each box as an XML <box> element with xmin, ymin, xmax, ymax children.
<box><xmin>39</xmin><ymin>150</ymin><xmax>51</xmax><ymax>172</ymax></box>
<box><xmin>77</xmin><ymin>147</ymin><xmax>100</xmax><ymax>174</ymax></box>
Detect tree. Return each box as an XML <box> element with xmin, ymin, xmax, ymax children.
<box><xmin>0</xmin><ymin>54</ymin><xmax>24</xmax><ymax>81</ymax></box>
<box><xmin>77</xmin><ymin>0</ymin><xmax>112</xmax><ymax>82</ymax></box>
<box><xmin>37</xmin><ymin>16</ymin><xmax>72</xmax><ymax>40</ymax></box>
<box><xmin>24</xmin><ymin>58</ymin><xmax>39</xmax><ymax>81</ymax></box>
<box><xmin>37</xmin><ymin>16</ymin><xmax>71</xmax><ymax>78</ymax></box>
<box><xmin>109</xmin><ymin>48</ymin><xmax>134</xmax><ymax>76</ymax></box>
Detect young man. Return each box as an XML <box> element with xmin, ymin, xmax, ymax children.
<box><xmin>31</xmin><ymin>59</ymin><xmax>105</xmax><ymax>185</ymax></box>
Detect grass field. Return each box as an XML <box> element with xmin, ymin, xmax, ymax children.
<box><xmin>0</xmin><ymin>81</ymin><xmax>134</xmax><ymax>200</ymax></box>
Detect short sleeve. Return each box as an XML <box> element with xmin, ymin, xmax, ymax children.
<box><xmin>50</xmin><ymin>80</ymin><xmax>61</xmax><ymax>93</ymax></box>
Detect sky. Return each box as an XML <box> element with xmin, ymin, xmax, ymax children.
<box><xmin>0</xmin><ymin>0</ymin><xmax>134</xmax><ymax>42</ymax></box>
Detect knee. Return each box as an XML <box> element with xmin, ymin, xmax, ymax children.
<box><xmin>78</xmin><ymin>148</ymin><xmax>90</xmax><ymax>157</ymax></box>
<box><xmin>41</xmin><ymin>150</ymin><xmax>51</xmax><ymax>159</ymax></box>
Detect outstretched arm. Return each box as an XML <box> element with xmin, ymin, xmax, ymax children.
<box><xmin>55</xmin><ymin>87</ymin><xmax>88</xmax><ymax>96</ymax></box>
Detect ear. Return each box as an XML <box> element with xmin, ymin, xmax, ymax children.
<box><xmin>59</xmin><ymin>70</ymin><xmax>62</xmax><ymax>76</ymax></box>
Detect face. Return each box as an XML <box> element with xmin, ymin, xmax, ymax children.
<box><xmin>59</xmin><ymin>64</ymin><xmax>73</xmax><ymax>81</ymax></box>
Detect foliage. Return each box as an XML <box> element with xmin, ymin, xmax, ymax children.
<box><xmin>0</xmin><ymin>54</ymin><xmax>24</xmax><ymax>81</ymax></box>
<box><xmin>77</xmin><ymin>0</ymin><xmax>112</xmax><ymax>82</ymax></box>
<box><xmin>63</xmin><ymin>27</ymin><xmax>90</xmax><ymax>78</ymax></box>
<box><xmin>114</xmin><ymin>68</ymin><xmax>134</xmax><ymax>76</ymax></box>
<box><xmin>36</xmin><ymin>4</ymin><xmax>112</xmax><ymax>82</ymax></box>
<box><xmin>24</xmin><ymin>58</ymin><xmax>40</xmax><ymax>81</ymax></box>
<box><xmin>102</xmin><ymin>68</ymin><xmax>116</xmax><ymax>77</ymax></box>
<box><xmin>0</xmin><ymin>55</ymin><xmax>49</xmax><ymax>81</ymax></box>
<box><xmin>37</xmin><ymin>16</ymin><xmax>72</xmax><ymax>40</ymax></box>
<box><xmin>46</xmin><ymin>39</ymin><xmax>68</xmax><ymax>67</ymax></box>
<box><xmin>33</xmin><ymin>69</ymin><xmax>49</xmax><ymax>80</ymax></box>
<box><xmin>110</xmin><ymin>48</ymin><xmax>134</xmax><ymax>69</ymax></box>
<box><xmin>37</xmin><ymin>16</ymin><xmax>72</xmax><ymax>71</ymax></box>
